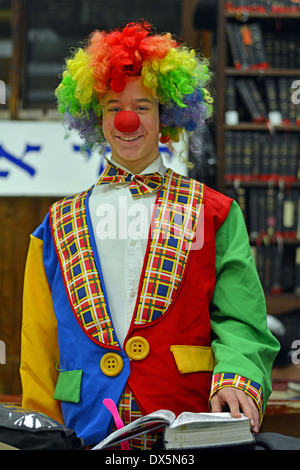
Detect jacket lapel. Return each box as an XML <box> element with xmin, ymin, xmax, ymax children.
<box><xmin>133</xmin><ymin>169</ymin><xmax>204</xmax><ymax>325</ymax></box>
<box><xmin>49</xmin><ymin>190</ymin><xmax>119</xmax><ymax>348</ymax></box>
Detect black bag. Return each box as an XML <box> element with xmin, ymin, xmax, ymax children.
<box><xmin>0</xmin><ymin>404</ymin><xmax>83</xmax><ymax>450</ymax></box>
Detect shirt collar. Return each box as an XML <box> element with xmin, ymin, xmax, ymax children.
<box><xmin>109</xmin><ymin>154</ymin><xmax>167</xmax><ymax>177</ymax></box>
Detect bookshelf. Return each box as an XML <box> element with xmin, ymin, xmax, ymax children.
<box><xmin>215</xmin><ymin>0</ymin><xmax>300</xmax><ymax>307</ymax></box>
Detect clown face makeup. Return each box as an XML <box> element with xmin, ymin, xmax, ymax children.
<box><xmin>101</xmin><ymin>77</ymin><xmax>160</xmax><ymax>174</ymax></box>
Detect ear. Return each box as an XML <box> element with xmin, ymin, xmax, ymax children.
<box><xmin>97</xmin><ymin>116</ymin><xmax>103</xmax><ymax>127</ymax></box>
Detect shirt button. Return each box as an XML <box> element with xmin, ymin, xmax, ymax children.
<box><xmin>100</xmin><ymin>352</ymin><xmax>123</xmax><ymax>376</ymax></box>
<box><xmin>125</xmin><ymin>336</ymin><xmax>150</xmax><ymax>361</ymax></box>
<box><xmin>130</xmin><ymin>291</ymin><xmax>136</xmax><ymax>298</ymax></box>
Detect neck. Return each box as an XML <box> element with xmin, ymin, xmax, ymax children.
<box><xmin>112</xmin><ymin>154</ymin><xmax>160</xmax><ymax>174</ymax></box>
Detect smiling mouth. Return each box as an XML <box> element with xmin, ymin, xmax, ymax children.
<box><xmin>117</xmin><ymin>135</ymin><xmax>142</xmax><ymax>142</ymax></box>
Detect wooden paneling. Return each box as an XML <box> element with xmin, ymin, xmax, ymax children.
<box><xmin>0</xmin><ymin>196</ymin><xmax>58</xmax><ymax>395</ymax></box>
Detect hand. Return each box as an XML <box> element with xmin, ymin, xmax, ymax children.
<box><xmin>210</xmin><ymin>387</ymin><xmax>260</xmax><ymax>433</ymax></box>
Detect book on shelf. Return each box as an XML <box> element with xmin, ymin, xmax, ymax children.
<box><xmin>240</xmin><ymin>24</ymin><xmax>257</xmax><ymax>67</ymax></box>
<box><xmin>227</xmin><ymin>186</ymin><xmax>248</xmax><ymax>225</ymax></box>
<box><xmin>295</xmin><ymin>246</ymin><xmax>300</xmax><ymax>295</ymax></box>
<box><xmin>235</xmin><ymin>79</ymin><xmax>265</xmax><ymax>122</ymax></box>
<box><xmin>249</xmin><ymin>23</ymin><xmax>269</xmax><ymax>69</ymax></box>
<box><xmin>278</xmin><ymin>77</ymin><xmax>291</xmax><ymax>124</ymax></box>
<box><xmin>226</xmin><ymin>0</ymin><xmax>300</xmax><ymax>13</ymax></box>
<box><xmin>264</xmin><ymin>77</ymin><xmax>282</xmax><ymax>126</ymax></box>
<box><xmin>92</xmin><ymin>410</ymin><xmax>254</xmax><ymax>450</ymax></box>
<box><xmin>226</xmin><ymin>23</ymin><xmax>249</xmax><ymax>69</ymax></box>
<box><xmin>251</xmin><ymin>243</ymin><xmax>286</xmax><ymax>295</ymax></box>
<box><xmin>225</xmin><ymin>77</ymin><xmax>239</xmax><ymax>125</ymax></box>
<box><xmin>248</xmin><ymin>79</ymin><xmax>268</xmax><ymax>120</ymax></box>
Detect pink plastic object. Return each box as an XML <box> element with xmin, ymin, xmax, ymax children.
<box><xmin>114</xmin><ymin>110</ymin><xmax>140</xmax><ymax>133</ymax></box>
<box><xmin>103</xmin><ymin>398</ymin><xmax>130</xmax><ymax>450</ymax></box>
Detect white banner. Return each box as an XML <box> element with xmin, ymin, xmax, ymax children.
<box><xmin>0</xmin><ymin>121</ymin><xmax>188</xmax><ymax>196</ymax></box>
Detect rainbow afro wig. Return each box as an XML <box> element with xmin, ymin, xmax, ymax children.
<box><xmin>55</xmin><ymin>21</ymin><xmax>213</xmax><ymax>151</ymax></box>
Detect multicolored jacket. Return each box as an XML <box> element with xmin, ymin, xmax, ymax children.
<box><xmin>20</xmin><ymin>169</ymin><xmax>279</xmax><ymax>445</ymax></box>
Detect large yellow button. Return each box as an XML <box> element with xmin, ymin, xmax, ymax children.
<box><xmin>125</xmin><ymin>336</ymin><xmax>150</xmax><ymax>361</ymax></box>
<box><xmin>100</xmin><ymin>353</ymin><xmax>123</xmax><ymax>376</ymax></box>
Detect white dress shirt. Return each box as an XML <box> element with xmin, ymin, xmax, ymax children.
<box><xmin>89</xmin><ymin>154</ymin><xmax>167</xmax><ymax>346</ymax></box>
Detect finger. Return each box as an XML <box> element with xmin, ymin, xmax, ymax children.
<box><xmin>230</xmin><ymin>407</ymin><xmax>242</xmax><ymax>419</ymax></box>
<box><xmin>227</xmin><ymin>399</ymin><xmax>242</xmax><ymax>419</ymax></box>
<box><xmin>246</xmin><ymin>402</ymin><xmax>259</xmax><ymax>433</ymax></box>
<box><xmin>218</xmin><ymin>389</ymin><xmax>243</xmax><ymax>418</ymax></box>
<box><xmin>211</xmin><ymin>389</ymin><xmax>243</xmax><ymax>417</ymax></box>
<box><xmin>236</xmin><ymin>393</ymin><xmax>260</xmax><ymax>432</ymax></box>
<box><xmin>210</xmin><ymin>395</ymin><xmax>223</xmax><ymax>413</ymax></box>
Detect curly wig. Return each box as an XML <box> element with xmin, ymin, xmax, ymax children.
<box><xmin>55</xmin><ymin>21</ymin><xmax>213</xmax><ymax>151</ymax></box>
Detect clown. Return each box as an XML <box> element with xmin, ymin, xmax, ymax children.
<box><xmin>54</xmin><ymin>21</ymin><xmax>212</xmax><ymax>152</ymax></box>
<box><xmin>20</xmin><ymin>22</ymin><xmax>279</xmax><ymax>448</ymax></box>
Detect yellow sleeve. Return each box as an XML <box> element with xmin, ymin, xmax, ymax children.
<box><xmin>20</xmin><ymin>234</ymin><xmax>64</xmax><ymax>424</ymax></box>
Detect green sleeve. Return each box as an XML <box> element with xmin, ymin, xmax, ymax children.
<box><xmin>210</xmin><ymin>200</ymin><xmax>280</xmax><ymax>409</ymax></box>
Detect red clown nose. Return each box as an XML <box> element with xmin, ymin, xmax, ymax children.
<box><xmin>114</xmin><ymin>111</ymin><xmax>140</xmax><ymax>133</ymax></box>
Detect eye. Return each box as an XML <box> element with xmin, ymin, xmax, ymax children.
<box><xmin>136</xmin><ymin>105</ymin><xmax>149</xmax><ymax>112</ymax></box>
<box><xmin>108</xmin><ymin>107</ymin><xmax>122</xmax><ymax>113</ymax></box>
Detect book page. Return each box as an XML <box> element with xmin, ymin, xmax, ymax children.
<box><xmin>164</xmin><ymin>412</ymin><xmax>253</xmax><ymax>449</ymax></box>
<box><xmin>92</xmin><ymin>409</ymin><xmax>175</xmax><ymax>450</ymax></box>
<box><xmin>170</xmin><ymin>412</ymin><xmax>249</xmax><ymax>428</ymax></box>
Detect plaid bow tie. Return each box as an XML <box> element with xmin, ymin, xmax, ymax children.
<box><xmin>96</xmin><ymin>160</ymin><xmax>164</xmax><ymax>198</ymax></box>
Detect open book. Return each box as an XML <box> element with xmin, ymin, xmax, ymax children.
<box><xmin>92</xmin><ymin>410</ymin><xmax>254</xmax><ymax>450</ymax></box>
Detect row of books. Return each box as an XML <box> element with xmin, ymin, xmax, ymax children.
<box><xmin>226</xmin><ymin>0</ymin><xmax>300</xmax><ymax>12</ymax></box>
<box><xmin>226</xmin><ymin>22</ymin><xmax>268</xmax><ymax>70</ymax></box>
<box><xmin>226</xmin><ymin>23</ymin><xmax>300</xmax><ymax>71</ymax></box>
<box><xmin>225</xmin><ymin>76</ymin><xmax>300</xmax><ymax>124</ymax></box>
<box><xmin>227</xmin><ymin>186</ymin><xmax>300</xmax><ymax>238</ymax></box>
<box><xmin>252</xmin><ymin>243</ymin><xmax>300</xmax><ymax>294</ymax></box>
<box><xmin>224</xmin><ymin>131</ymin><xmax>299</xmax><ymax>182</ymax></box>
<box><xmin>251</xmin><ymin>187</ymin><xmax>299</xmax><ymax>238</ymax></box>
<box><xmin>227</xmin><ymin>185</ymin><xmax>300</xmax><ymax>293</ymax></box>
<box><xmin>264</xmin><ymin>33</ymin><xmax>300</xmax><ymax>69</ymax></box>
